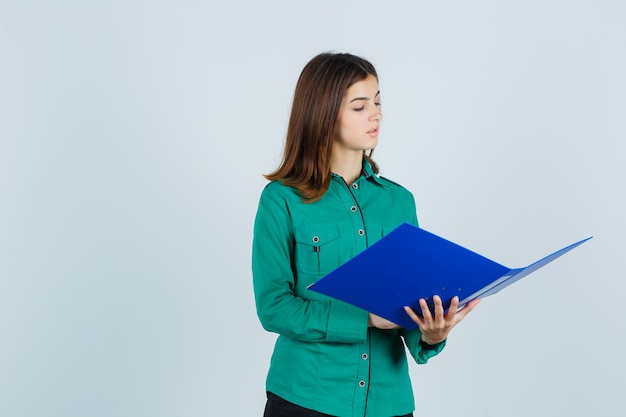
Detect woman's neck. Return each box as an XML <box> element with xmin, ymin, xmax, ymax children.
<box><xmin>331</xmin><ymin>150</ymin><xmax>363</xmax><ymax>185</ymax></box>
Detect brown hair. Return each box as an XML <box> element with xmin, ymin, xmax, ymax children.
<box><xmin>266</xmin><ymin>52</ymin><xmax>380</xmax><ymax>202</ymax></box>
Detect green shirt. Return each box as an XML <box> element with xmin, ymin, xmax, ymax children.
<box><xmin>252</xmin><ymin>162</ymin><xmax>445</xmax><ymax>417</ymax></box>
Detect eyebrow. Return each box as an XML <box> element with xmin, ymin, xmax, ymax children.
<box><xmin>349</xmin><ymin>91</ymin><xmax>380</xmax><ymax>103</ymax></box>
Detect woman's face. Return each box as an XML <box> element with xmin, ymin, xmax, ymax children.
<box><xmin>333</xmin><ymin>74</ymin><xmax>382</xmax><ymax>156</ymax></box>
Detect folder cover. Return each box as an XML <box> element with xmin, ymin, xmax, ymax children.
<box><xmin>308</xmin><ymin>223</ymin><xmax>591</xmax><ymax>329</ymax></box>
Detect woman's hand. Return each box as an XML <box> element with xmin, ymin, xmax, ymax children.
<box><xmin>404</xmin><ymin>296</ymin><xmax>480</xmax><ymax>345</ymax></box>
<box><xmin>368</xmin><ymin>313</ymin><xmax>400</xmax><ymax>329</ymax></box>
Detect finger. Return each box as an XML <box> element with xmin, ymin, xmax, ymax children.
<box><xmin>432</xmin><ymin>295</ymin><xmax>445</xmax><ymax>322</ymax></box>
<box><xmin>404</xmin><ymin>306</ymin><xmax>424</xmax><ymax>326</ymax></box>
<box><xmin>455</xmin><ymin>298</ymin><xmax>481</xmax><ymax>321</ymax></box>
<box><xmin>418</xmin><ymin>298</ymin><xmax>432</xmax><ymax>320</ymax></box>
<box><xmin>445</xmin><ymin>296</ymin><xmax>460</xmax><ymax>320</ymax></box>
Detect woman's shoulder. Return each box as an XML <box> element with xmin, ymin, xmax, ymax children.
<box><xmin>263</xmin><ymin>179</ymin><xmax>295</xmax><ymax>192</ymax></box>
<box><xmin>260</xmin><ymin>180</ymin><xmax>301</xmax><ymax>201</ymax></box>
<box><xmin>376</xmin><ymin>175</ymin><xmax>414</xmax><ymax>197</ymax></box>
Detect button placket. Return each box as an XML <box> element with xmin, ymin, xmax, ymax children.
<box><xmin>340</xmin><ymin>176</ymin><xmax>367</xmax><ymax>249</ymax></box>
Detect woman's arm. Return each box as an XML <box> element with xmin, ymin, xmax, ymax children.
<box><xmin>252</xmin><ymin>185</ymin><xmax>369</xmax><ymax>344</ymax></box>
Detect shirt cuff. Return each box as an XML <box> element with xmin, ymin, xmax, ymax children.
<box><xmin>420</xmin><ymin>338</ymin><xmax>446</xmax><ymax>351</ymax></box>
<box><xmin>325</xmin><ymin>301</ymin><xmax>369</xmax><ymax>343</ymax></box>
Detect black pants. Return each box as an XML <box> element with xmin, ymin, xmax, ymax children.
<box><xmin>263</xmin><ymin>391</ymin><xmax>413</xmax><ymax>417</ymax></box>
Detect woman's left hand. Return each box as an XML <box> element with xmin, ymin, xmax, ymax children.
<box><xmin>404</xmin><ymin>295</ymin><xmax>480</xmax><ymax>345</ymax></box>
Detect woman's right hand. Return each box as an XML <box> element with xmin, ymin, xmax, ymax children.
<box><xmin>368</xmin><ymin>313</ymin><xmax>400</xmax><ymax>329</ymax></box>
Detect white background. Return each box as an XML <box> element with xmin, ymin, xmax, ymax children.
<box><xmin>1</xmin><ymin>1</ymin><xmax>624</xmax><ymax>416</ymax></box>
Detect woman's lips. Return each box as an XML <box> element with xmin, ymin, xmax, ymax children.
<box><xmin>367</xmin><ymin>128</ymin><xmax>379</xmax><ymax>137</ymax></box>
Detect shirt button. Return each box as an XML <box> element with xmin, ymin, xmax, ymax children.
<box><xmin>350</xmin><ymin>205</ymin><xmax>357</xmax><ymax>213</ymax></box>
<box><xmin>357</xmin><ymin>229</ymin><xmax>365</xmax><ymax>236</ymax></box>
<box><xmin>358</xmin><ymin>380</ymin><xmax>366</xmax><ymax>387</ymax></box>
<box><xmin>361</xmin><ymin>353</ymin><xmax>368</xmax><ymax>360</ymax></box>
<box><xmin>352</xmin><ymin>183</ymin><xmax>359</xmax><ymax>190</ymax></box>
<box><xmin>312</xmin><ymin>236</ymin><xmax>320</xmax><ymax>243</ymax></box>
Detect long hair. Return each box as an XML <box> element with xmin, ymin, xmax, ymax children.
<box><xmin>266</xmin><ymin>52</ymin><xmax>380</xmax><ymax>202</ymax></box>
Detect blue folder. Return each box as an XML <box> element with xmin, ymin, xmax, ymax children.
<box><xmin>308</xmin><ymin>223</ymin><xmax>591</xmax><ymax>329</ymax></box>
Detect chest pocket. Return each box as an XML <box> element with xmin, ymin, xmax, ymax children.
<box><xmin>294</xmin><ymin>224</ymin><xmax>340</xmax><ymax>276</ymax></box>
<box><xmin>366</xmin><ymin>223</ymin><xmax>390</xmax><ymax>246</ymax></box>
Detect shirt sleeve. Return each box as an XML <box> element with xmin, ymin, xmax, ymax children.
<box><xmin>252</xmin><ymin>183</ymin><xmax>369</xmax><ymax>344</ymax></box>
<box><xmin>400</xmin><ymin>327</ymin><xmax>446</xmax><ymax>364</ymax></box>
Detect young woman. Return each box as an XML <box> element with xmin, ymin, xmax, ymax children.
<box><xmin>252</xmin><ymin>52</ymin><xmax>479</xmax><ymax>417</ymax></box>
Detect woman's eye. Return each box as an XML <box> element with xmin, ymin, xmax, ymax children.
<box><xmin>375</xmin><ymin>102</ymin><xmax>381</xmax><ymax>107</ymax></box>
<box><xmin>353</xmin><ymin>106</ymin><xmax>365</xmax><ymax>112</ymax></box>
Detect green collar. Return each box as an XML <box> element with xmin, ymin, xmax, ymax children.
<box><xmin>362</xmin><ymin>159</ymin><xmax>384</xmax><ymax>185</ymax></box>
